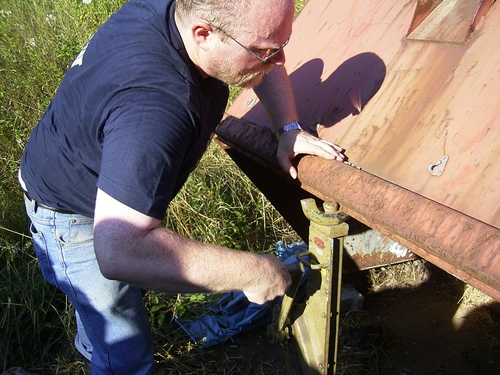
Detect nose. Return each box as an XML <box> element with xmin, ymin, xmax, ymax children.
<box><xmin>267</xmin><ymin>49</ymin><xmax>286</xmax><ymax>66</ymax></box>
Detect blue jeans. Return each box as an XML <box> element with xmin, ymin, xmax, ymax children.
<box><xmin>24</xmin><ymin>197</ymin><xmax>154</xmax><ymax>374</ymax></box>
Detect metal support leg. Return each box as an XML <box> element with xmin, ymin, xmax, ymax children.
<box><xmin>292</xmin><ymin>198</ymin><xmax>349</xmax><ymax>375</ymax></box>
<box><xmin>267</xmin><ymin>198</ymin><xmax>349</xmax><ymax>374</ymax></box>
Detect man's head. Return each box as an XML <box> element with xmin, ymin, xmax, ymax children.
<box><xmin>175</xmin><ymin>0</ymin><xmax>294</xmax><ymax>87</ymax></box>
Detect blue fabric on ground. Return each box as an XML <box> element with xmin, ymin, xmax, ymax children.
<box><xmin>174</xmin><ymin>242</ymin><xmax>308</xmax><ymax>348</ymax></box>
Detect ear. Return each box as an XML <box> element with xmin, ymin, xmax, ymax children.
<box><xmin>191</xmin><ymin>21</ymin><xmax>215</xmax><ymax>50</ymax></box>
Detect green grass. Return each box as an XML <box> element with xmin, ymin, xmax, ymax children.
<box><xmin>2</xmin><ymin>1</ymin><xmax>497</xmax><ymax>374</ymax></box>
<box><xmin>0</xmin><ymin>0</ymin><xmax>302</xmax><ymax>372</ymax></box>
<box><xmin>0</xmin><ymin>0</ymin><xmax>128</xmax><ymax>242</ymax></box>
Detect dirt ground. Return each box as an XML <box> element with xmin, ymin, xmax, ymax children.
<box><xmin>159</xmin><ymin>261</ymin><xmax>500</xmax><ymax>375</ymax></box>
<box><xmin>5</xmin><ymin>261</ymin><xmax>497</xmax><ymax>375</ymax></box>
<box><xmin>337</xmin><ymin>264</ymin><xmax>500</xmax><ymax>375</ymax></box>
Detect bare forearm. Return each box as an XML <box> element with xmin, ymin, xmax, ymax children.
<box><xmin>95</xmin><ymin>224</ymin><xmax>289</xmax><ymax>303</ymax></box>
<box><xmin>253</xmin><ymin>65</ymin><xmax>346</xmax><ymax>179</ymax></box>
<box><xmin>254</xmin><ymin>65</ymin><xmax>298</xmax><ymax>130</ymax></box>
<box><xmin>93</xmin><ymin>189</ymin><xmax>291</xmax><ymax>303</ymax></box>
<box><xmin>113</xmin><ymin>226</ymin><xmax>259</xmax><ymax>292</ymax></box>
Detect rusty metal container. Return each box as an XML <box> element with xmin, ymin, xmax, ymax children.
<box><xmin>215</xmin><ymin>0</ymin><xmax>499</xmax><ymax>300</ymax></box>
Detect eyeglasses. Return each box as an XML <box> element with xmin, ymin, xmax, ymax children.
<box><xmin>213</xmin><ymin>26</ymin><xmax>290</xmax><ymax>63</ymax></box>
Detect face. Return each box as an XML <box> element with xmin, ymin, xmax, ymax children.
<box><xmin>207</xmin><ymin>47</ymin><xmax>277</xmax><ymax>88</ymax></box>
<box><xmin>202</xmin><ymin>0</ymin><xmax>294</xmax><ymax>88</ymax></box>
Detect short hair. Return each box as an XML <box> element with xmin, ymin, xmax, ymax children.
<box><xmin>175</xmin><ymin>0</ymin><xmax>253</xmax><ymax>35</ymax></box>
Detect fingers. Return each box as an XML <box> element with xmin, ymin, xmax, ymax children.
<box><xmin>276</xmin><ymin>131</ymin><xmax>347</xmax><ymax>178</ymax></box>
<box><xmin>303</xmin><ymin>135</ymin><xmax>346</xmax><ymax>161</ymax></box>
<box><xmin>278</xmin><ymin>156</ymin><xmax>298</xmax><ymax>179</ymax></box>
<box><xmin>321</xmin><ymin>139</ymin><xmax>345</xmax><ymax>153</ymax></box>
<box><xmin>288</xmin><ymin>166</ymin><xmax>298</xmax><ymax>180</ymax></box>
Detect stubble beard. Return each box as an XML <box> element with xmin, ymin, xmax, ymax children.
<box><xmin>216</xmin><ymin>60</ymin><xmax>272</xmax><ymax>88</ymax></box>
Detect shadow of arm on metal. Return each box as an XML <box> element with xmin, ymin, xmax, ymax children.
<box><xmin>234</xmin><ymin>53</ymin><xmax>386</xmax><ymax>135</ymax></box>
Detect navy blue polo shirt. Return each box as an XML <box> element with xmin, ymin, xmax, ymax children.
<box><xmin>20</xmin><ymin>0</ymin><xmax>229</xmax><ymax>219</ymax></box>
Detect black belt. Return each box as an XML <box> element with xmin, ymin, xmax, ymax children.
<box><xmin>23</xmin><ymin>191</ymin><xmax>76</xmax><ymax>214</ymax></box>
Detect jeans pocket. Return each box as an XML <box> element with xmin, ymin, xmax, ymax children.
<box><xmin>62</xmin><ymin>218</ymin><xmax>94</xmax><ymax>246</ymax></box>
<box><xmin>30</xmin><ymin>223</ymin><xmax>58</xmax><ymax>286</ymax></box>
<box><xmin>29</xmin><ymin>221</ymin><xmax>43</xmax><ymax>239</ymax></box>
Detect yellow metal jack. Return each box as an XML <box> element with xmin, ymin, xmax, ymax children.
<box><xmin>269</xmin><ymin>198</ymin><xmax>349</xmax><ymax>375</ymax></box>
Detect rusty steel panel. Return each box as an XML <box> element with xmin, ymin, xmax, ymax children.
<box><xmin>215</xmin><ymin>117</ymin><xmax>500</xmax><ymax>301</ymax></box>
<box><xmin>407</xmin><ymin>0</ymin><xmax>490</xmax><ymax>43</ymax></box>
<box><xmin>225</xmin><ymin>0</ymin><xmax>499</xmax><ymax>229</ymax></box>
<box><xmin>294</xmin><ymin>156</ymin><xmax>500</xmax><ymax>301</ymax></box>
<box><xmin>216</xmin><ymin>0</ymin><xmax>500</xmax><ymax>299</ymax></box>
<box><xmin>343</xmin><ymin>227</ymin><xmax>418</xmax><ymax>270</ymax></box>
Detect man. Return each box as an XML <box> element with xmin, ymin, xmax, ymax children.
<box><xmin>19</xmin><ymin>0</ymin><xmax>345</xmax><ymax>373</ymax></box>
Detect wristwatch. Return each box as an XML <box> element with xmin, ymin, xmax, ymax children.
<box><xmin>276</xmin><ymin>121</ymin><xmax>302</xmax><ymax>139</ymax></box>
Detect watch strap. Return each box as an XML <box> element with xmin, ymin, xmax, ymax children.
<box><xmin>276</xmin><ymin>121</ymin><xmax>302</xmax><ymax>138</ymax></box>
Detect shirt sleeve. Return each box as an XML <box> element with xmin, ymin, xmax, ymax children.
<box><xmin>97</xmin><ymin>88</ymin><xmax>196</xmax><ymax>219</ymax></box>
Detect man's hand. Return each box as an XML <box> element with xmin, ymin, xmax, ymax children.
<box><xmin>277</xmin><ymin>129</ymin><xmax>345</xmax><ymax>179</ymax></box>
<box><xmin>253</xmin><ymin>66</ymin><xmax>345</xmax><ymax>178</ymax></box>
<box><xmin>242</xmin><ymin>254</ymin><xmax>292</xmax><ymax>305</ymax></box>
